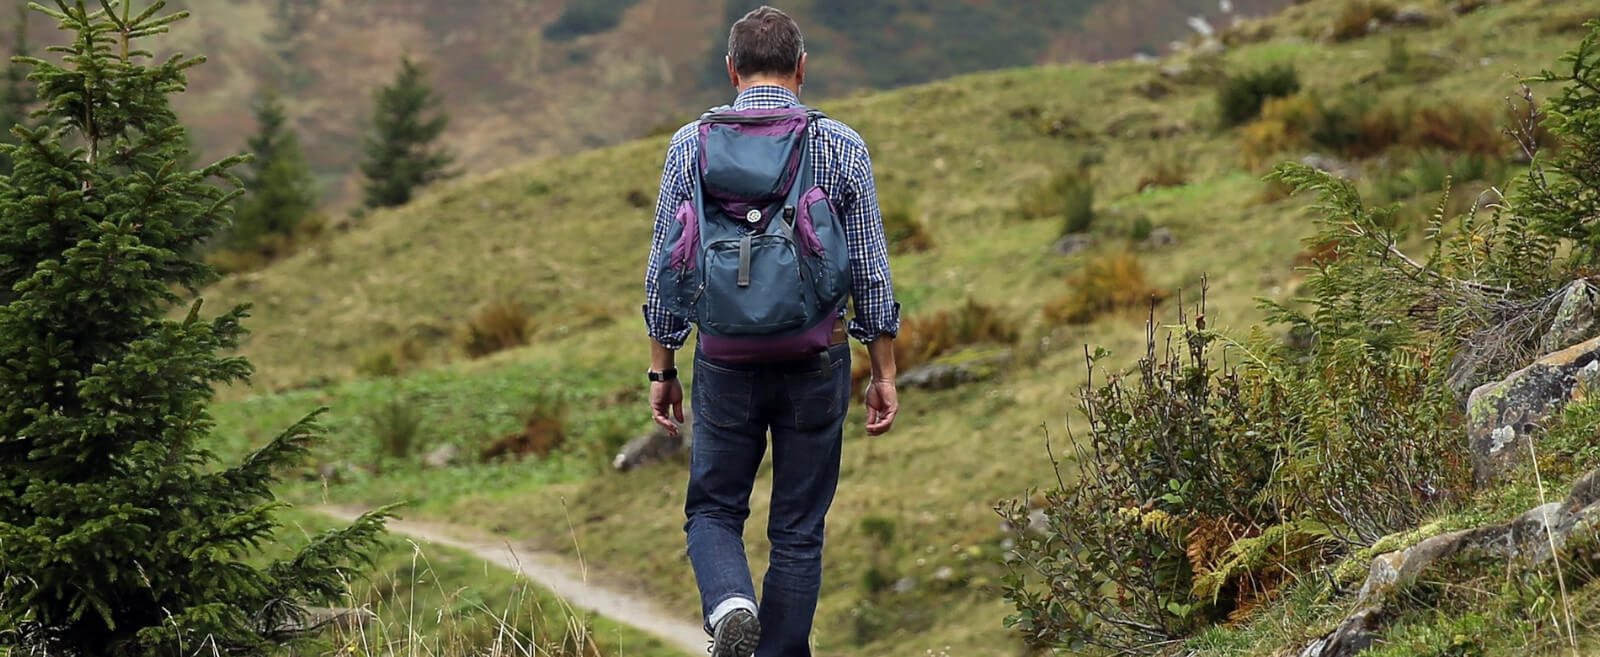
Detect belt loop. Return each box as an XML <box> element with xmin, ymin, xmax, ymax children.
<box><xmin>819</xmin><ymin>348</ymin><xmax>832</xmax><ymax>379</ymax></box>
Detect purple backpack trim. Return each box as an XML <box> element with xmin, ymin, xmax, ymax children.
<box><xmin>698</xmin><ymin>110</ymin><xmax>809</xmax><ymax>210</ymax></box>
<box><xmin>668</xmin><ymin>200</ymin><xmax>698</xmax><ymax>271</ymax></box>
<box><xmin>794</xmin><ymin>186</ymin><xmax>830</xmax><ymax>257</ymax></box>
<box><xmin>700</xmin><ymin>315</ymin><xmax>835</xmax><ymax>363</ymax></box>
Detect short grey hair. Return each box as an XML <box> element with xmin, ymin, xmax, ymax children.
<box><xmin>727</xmin><ymin>6</ymin><xmax>804</xmax><ymax>78</ymax></box>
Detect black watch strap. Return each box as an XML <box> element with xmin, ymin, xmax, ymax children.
<box><xmin>648</xmin><ymin>367</ymin><xmax>678</xmax><ymax>382</ymax></box>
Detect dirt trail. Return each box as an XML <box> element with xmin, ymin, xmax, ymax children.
<box><xmin>314</xmin><ymin>505</ymin><xmax>706</xmax><ymax>656</ymax></box>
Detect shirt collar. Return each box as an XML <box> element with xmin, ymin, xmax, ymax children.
<box><xmin>732</xmin><ymin>85</ymin><xmax>801</xmax><ymax>110</ymax></box>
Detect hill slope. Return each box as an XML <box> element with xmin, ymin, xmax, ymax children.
<box><xmin>199</xmin><ymin>0</ymin><xmax>1600</xmax><ymax>655</ymax></box>
<box><xmin>4</xmin><ymin>0</ymin><xmax>1289</xmax><ymax>206</ymax></box>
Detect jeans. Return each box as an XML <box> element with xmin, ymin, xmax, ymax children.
<box><xmin>685</xmin><ymin>343</ymin><xmax>851</xmax><ymax>657</ymax></box>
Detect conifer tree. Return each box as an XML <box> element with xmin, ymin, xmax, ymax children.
<box><xmin>232</xmin><ymin>91</ymin><xmax>316</xmax><ymax>249</ymax></box>
<box><xmin>0</xmin><ymin>3</ymin><xmax>388</xmax><ymax>654</ymax></box>
<box><xmin>0</xmin><ymin>5</ymin><xmax>36</xmax><ymax>177</ymax></box>
<box><xmin>359</xmin><ymin>54</ymin><xmax>453</xmax><ymax>209</ymax></box>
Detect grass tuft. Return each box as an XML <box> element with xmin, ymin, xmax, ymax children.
<box><xmin>1043</xmin><ymin>252</ymin><xmax>1169</xmax><ymax>325</ymax></box>
<box><xmin>459</xmin><ymin>301</ymin><xmax>534</xmax><ymax>359</ymax></box>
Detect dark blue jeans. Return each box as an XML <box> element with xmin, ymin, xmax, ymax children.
<box><xmin>685</xmin><ymin>343</ymin><xmax>851</xmax><ymax>657</ymax></box>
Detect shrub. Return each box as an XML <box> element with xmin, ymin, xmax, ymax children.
<box><xmin>1240</xmin><ymin>94</ymin><xmax>1319</xmax><ymax>168</ymax></box>
<box><xmin>357</xmin><ymin>337</ymin><xmax>428</xmax><ymax>379</ymax></box>
<box><xmin>1521</xmin><ymin>22</ymin><xmax>1600</xmax><ymax>261</ymax></box>
<box><xmin>1010</xmin><ymin>31</ymin><xmax>1599</xmax><ymax>652</ymax></box>
<box><xmin>1004</xmin><ymin>162</ymin><xmax>1552</xmax><ymax>651</ymax></box>
<box><xmin>1242</xmin><ymin>90</ymin><xmax>1506</xmax><ymax>164</ymax></box>
<box><xmin>1019</xmin><ymin>167</ymin><xmax>1095</xmax><ymax>235</ymax></box>
<box><xmin>1216</xmin><ymin>63</ymin><xmax>1301</xmax><ymax>128</ymax></box>
<box><xmin>1542</xmin><ymin>12</ymin><xmax>1598</xmax><ymax>36</ymax></box>
<box><xmin>880</xmin><ymin>200</ymin><xmax>935</xmax><ymax>254</ymax></box>
<box><xmin>1043</xmin><ymin>252</ymin><xmax>1169</xmax><ymax>324</ymax></box>
<box><xmin>1370</xmin><ymin>150</ymin><xmax>1508</xmax><ymax>204</ymax></box>
<box><xmin>1129</xmin><ymin>214</ymin><xmax>1155</xmax><ymax>242</ymax></box>
<box><xmin>369</xmin><ymin>394</ymin><xmax>424</xmax><ymax>462</ymax></box>
<box><xmin>851</xmin><ymin>298</ymin><xmax>1019</xmax><ymax>394</ymax></box>
<box><xmin>459</xmin><ymin>300</ymin><xmax>534</xmax><ymax>358</ymax></box>
<box><xmin>1136</xmin><ymin>152</ymin><xmax>1192</xmax><ymax>192</ymax></box>
<box><xmin>541</xmin><ymin>0</ymin><xmax>641</xmax><ymax>41</ymax></box>
<box><xmin>481</xmin><ymin>401</ymin><xmax>568</xmax><ymax>461</ymax></box>
<box><xmin>1331</xmin><ymin>1</ymin><xmax>1395</xmax><ymax>42</ymax></box>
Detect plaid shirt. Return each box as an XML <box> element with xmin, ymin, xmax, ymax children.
<box><xmin>643</xmin><ymin>85</ymin><xmax>901</xmax><ymax>349</ymax></box>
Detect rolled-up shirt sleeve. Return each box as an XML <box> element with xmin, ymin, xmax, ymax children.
<box><xmin>642</xmin><ymin>128</ymin><xmax>696</xmax><ymax>349</ymax></box>
<box><xmin>838</xmin><ymin>139</ymin><xmax>901</xmax><ymax>343</ymax></box>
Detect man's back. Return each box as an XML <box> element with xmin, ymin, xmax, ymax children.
<box><xmin>645</xmin><ymin>84</ymin><xmax>898</xmax><ymax>353</ymax></box>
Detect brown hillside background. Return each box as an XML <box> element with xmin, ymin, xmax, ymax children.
<box><xmin>4</xmin><ymin>0</ymin><xmax>1288</xmax><ymax>207</ymax></box>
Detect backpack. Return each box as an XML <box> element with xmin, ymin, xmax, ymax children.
<box><xmin>654</xmin><ymin>106</ymin><xmax>852</xmax><ymax>362</ymax></box>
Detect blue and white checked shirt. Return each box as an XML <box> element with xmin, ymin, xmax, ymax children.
<box><xmin>643</xmin><ymin>85</ymin><xmax>901</xmax><ymax>349</ymax></box>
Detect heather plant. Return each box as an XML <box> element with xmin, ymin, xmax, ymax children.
<box><xmin>0</xmin><ymin>3</ymin><xmax>387</xmax><ymax>654</ymax></box>
<box><xmin>1216</xmin><ymin>63</ymin><xmax>1301</xmax><ymax>128</ymax></box>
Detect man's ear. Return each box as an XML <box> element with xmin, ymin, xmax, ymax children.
<box><xmin>795</xmin><ymin>52</ymin><xmax>807</xmax><ymax>88</ymax></box>
<box><xmin>726</xmin><ymin>55</ymin><xmax>740</xmax><ymax>89</ymax></box>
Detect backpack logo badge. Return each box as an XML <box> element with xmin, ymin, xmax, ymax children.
<box><xmin>745</xmin><ymin>209</ymin><xmax>762</xmax><ymax>223</ymax></box>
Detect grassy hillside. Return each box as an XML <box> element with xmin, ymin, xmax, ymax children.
<box><xmin>2</xmin><ymin>0</ymin><xmax>1289</xmax><ymax>207</ymax></box>
<box><xmin>198</xmin><ymin>0</ymin><xmax>1600</xmax><ymax>655</ymax></box>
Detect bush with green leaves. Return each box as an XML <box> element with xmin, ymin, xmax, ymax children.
<box><xmin>1002</xmin><ymin>23</ymin><xmax>1600</xmax><ymax>656</ymax></box>
<box><xmin>0</xmin><ymin>3</ymin><xmax>387</xmax><ymax>654</ymax></box>
<box><xmin>1018</xmin><ymin>166</ymin><xmax>1094</xmax><ymax>234</ymax></box>
<box><xmin>1522</xmin><ymin>21</ymin><xmax>1600</xmax><ymax>261</ymax></box>
<box><xmin>1216</xmin><ymin>63</ymin><xmax>1301</xmax><ymax>128</ymax></box>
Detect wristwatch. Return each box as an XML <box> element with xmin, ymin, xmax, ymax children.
<box><xmin>647</xmin><ymin>367</ymin><xmax>678</xmax><ymax>383</ymax></box>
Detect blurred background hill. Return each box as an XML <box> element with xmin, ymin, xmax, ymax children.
<box><xmin>1</xmin><ymin>0</ymin><xmax>1288</xmax><ymax>207</ymax></box>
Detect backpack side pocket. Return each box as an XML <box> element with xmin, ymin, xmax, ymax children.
<box><xmin>655</xmin><ymin>200</ymin><xmax>701</xmax><ymax>319</ymax></box>
<box><xmin>796</xmin><ymin>186</ymin><xmax>850</xmax><ymax>311</ymax></box>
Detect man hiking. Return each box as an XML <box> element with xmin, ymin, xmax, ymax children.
<box><xmin>641</xmin><ymin>6</ymin><xmax>901</xmax><ymax>656</ymax></box>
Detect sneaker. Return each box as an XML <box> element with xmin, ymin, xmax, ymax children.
<box><xmin>709</xmin><ymin>608</ymin><xmax>760</xmax><ymax>657</ymax></box>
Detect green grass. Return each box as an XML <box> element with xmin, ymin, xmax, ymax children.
<box><xmin>263</xmin><ymin>509</ymin><xmax>680</xmax><ymax>656</ymax></box>
<box><xmin>201</xmin><ymin>0</ymin><xmax>1600</xmax><ymax>654</ymax></box>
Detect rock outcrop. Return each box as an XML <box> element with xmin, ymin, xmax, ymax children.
<box><xmin>1299</xmin><ymin>467</ymin><xmax>1600</xmax><ymax>657</ymax></box>
<box><xmin>613</xmin><ymin>423</ymin><xmax>691</xmax><ymax>472</ymax></box>
<box><xmin>423</xmin><ymin>443</ymin><xmax>461</xmax><ymax>469</ymax></box>
<box><xmin>898</xmin><ymin>347</ymin><xmax>1014</xmax><ymax>392</ymax></box>
<box><xmin>1467</xmin><ymin>335</ymin><xmax>1600</xmax><ymax>487</ymax></box>
<box><xmin>1540</xmin><ymin>280</ymin><xmax>1600</xmax><ymax>356</ymax></box>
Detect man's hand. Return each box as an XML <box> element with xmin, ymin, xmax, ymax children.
<box><xmin>650</xmin><ymin>380</ymin><xmax>685</xmax><ymax>437</ymax></box>
<box><xmin>864</xmin><ymin>378</ymin><xmax>898</xmax><ymax>436</ymax></box>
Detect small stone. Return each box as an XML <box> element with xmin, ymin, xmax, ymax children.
<box><xmin>1300</xmin><ymin>153</ymin><xmax>1361</xmax><ymax>180</ymax></box>
<box><xmin>1141</xmin><ymin>227</ymin><xmax>1179</xmax><ymax>251</ymax></box>
<box><xmin>1052</xmin><ymin>233</ymin><xmax>1095</xmax><ymax>256</ymax></box>
<box><xmin>1390</xmin><ymin>6</ymin><xmax>1437</xmax><ymax>26</ymax></box>
<box><xmin>892</xmin><ymin>577</ymin><xmax>917</xmax><ymax>594</ymax></box>
<box><xmin>1159</xmin><ymin>61</ymin><xmax>1192</xmax><ymax>80</ymax></box>
<box><xmin>423</xmin><ymin>444</ymin><xmax>461</xmax><ymax>469</ymax></box>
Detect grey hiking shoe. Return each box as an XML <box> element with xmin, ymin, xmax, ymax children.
<box><xmin>709</xmin><ymin>608</ymin><xmax>760</xmax><ymax>657</ymax></box>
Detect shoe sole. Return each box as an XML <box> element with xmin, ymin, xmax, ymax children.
<box><xmin>712</xmin><ymin>610</ymin><xmax>761</xmax><ymax>657</ymax></box>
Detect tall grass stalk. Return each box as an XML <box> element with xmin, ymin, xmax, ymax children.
<box><xmin>1528</xmin><ymin>437</ymin><xmax>1580</xmax><ymax>657</ymax></box>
